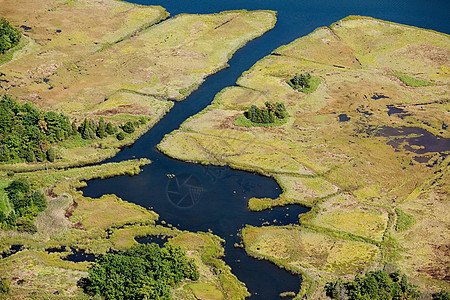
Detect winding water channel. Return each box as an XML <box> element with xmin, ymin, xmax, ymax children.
<box><xmin>81</xmin><ymin>0</ymin><xmax>449</xmax><ymax>298</ymax></box>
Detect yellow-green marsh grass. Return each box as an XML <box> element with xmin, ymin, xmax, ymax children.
<box><xmin>0</xmin><ymin>250</ymin><xmax>88</xmax><ymax>299</ymax></box>
<box><xmin>308</xmin><ymin>193</ymin><xmax>389</xmax><ymax>242</ymax></box>
<box><xmin>242</xmin><ymin>225</ymin><xmax>379</xmax><ymax>275</ymax></box>
<box><xmin>159</xmin><ymin>16</ymin><xmax>450</xmax><ymax>293</ymax></box>
<box><xmin>170</xmin><ymin>232</ymin><xmax>250</xmax><ymax>299</ymax></box>
<box><xmin>69</xmin><ymin>194</ymin><xmax>158</xmax><ymax>231</ymax></box>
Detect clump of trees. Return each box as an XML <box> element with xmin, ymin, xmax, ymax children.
<box><xmin>0</xmin><ymin>177</ymin><xmax>46</xmax><ymax>233</ymax></box>
<box><xmin>0</xmin><ymin>95</ymin><xmax>148</xmax><ymax>163</ymax></box>
<box><xmin>77</xmin><ymin>117</ymin><xmax>144</xmax><ymax>142</ymax></box>
<box><xmin>0</xmin><ymin>95</ymin><xmax>72</xmax><ymax>162</ymax></box>
<box><xmin>0</xmin><ymin>18</ymin><xmax>21</xmax><ymax>55</ymax></box>
<box><xmin>82</xmin><ymin>243</ymin><xmax>199</xmax><ymax>299</ymax></box>
<box><xmin>325</xmin><ymin>270</ymin><xmax>421</xmax><ymax>300</ymax></box>
<box><xmin>289</xmin><ymin>72</ymin><xmax>311</xmax><ymax>90</ymax></box>
<box><xmin>244</xmin><ymin>101</ymin><xmax>287</xmax><ymax>124</ymax></box>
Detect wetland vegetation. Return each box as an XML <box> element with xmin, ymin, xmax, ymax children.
<box><xmin>0</xmin><ymin>0</ymin><xmax>449</xmax><ymax>299</ymax></box>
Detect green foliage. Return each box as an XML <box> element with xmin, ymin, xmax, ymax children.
<box><xmin>116</xmin><ymin>131</ymin><xmax>125</xmax><ymax>140</ymax></box>
<box><xmin>122</xmin><ymin>121</ymin><xmax>135</xmax><ymax>134</ymax></box>
<box><xmin>0</xmin><ymin>18</ymin><xmax>21</xmax><ymax>55</ymax></box>
<box><xmin>2</xmin><ymin>177</ymin><xmax>46</xmax><ymax>228</ymax></box>
<box><xmin>291</xmin><ymin>72</ymin><xmax>311</xmax><ymax>89</ymax></box>
<box><xmin>389</xmin><ymin>72</ymin><xmax>434</xmax><ymax>87</ymax></box>
<box><xmin>244</xmin><ymin>101</ymin><xmax>288</xmax><ymax>124</ymax></box>
<box><xmin>84</xmin><ymin>243</ymin><xmax>199</xmax><ymax>299</ymax></box>
<box><xmin>325</xmin><ymin>270</ymin><xmax>420</xmax><ymax>300</ymax></box>
<box><xmin>0</xmin><ymin>276</ymin><xmax>10</xmax><ymax>294</ymax></box>
<box><xmin>47</xmin><ymin>147</ymin><xmax>55</xmax><ymax>162</ymax></box>
<box><xmin>106</xmin><ymin>122</ymin><xmax>114</xmax><ymax>135</ymax></box>
<box><xmin>16</xmin><ymin>217</ymin><xmax>37</xmax><ymax>233</ymax></box>
<box><xmin>30</xmin><ymin>190</ymin><xmax>46</xmax><ymax>211</ymax></box>
<box><xmin>395</xmin><ymin>208</ymin><xmax>416</xmax><ymax>231</ymax></box>
<box><xmin>0</xmin><ymin>210</ymin><xmax>5</xmax><ymax>223</ymax></box>
<box><xmin>433</xmin><ymin>290</ymin><xmax>450</xmax><ymax>300</ymax></box>
<box><xmin>0</xmin><ymin>95</ymin><xmax>71</xmax><ymax>162</ymax></box>
<box><xmin>96</xmin><ymin>117</ymin><xmax>107</xmax><ymax>138</ymax></box>
<box><xmin>287</xmin><ymin>73</ymin><xmax>322</xmax><ymax>93</ymax></box>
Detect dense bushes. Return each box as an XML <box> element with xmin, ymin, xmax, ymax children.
<box><xmin>244</xmin><ymin>101</ymin><xmax>287</xmax><ymax>124</ymax></box>
<box><xmin>433</xmin><ymin>290</ymin><xmax>450</xmax><ymax>300</ymax></box>
<box><xmin>1</xmin><ymin>177</ymin><xmax>45</xmax><ymax>232</ymax></box>
<box><xmin>83</xmin><ymin>243</ymin><xmax>199</xmax><ymax>299</ymax></box>
<box><xmin>325</xmin><ymin>270</ymin><xmax>420</xmax><ymax>300</ymax></box>
<box><xmin>0</xmin><ymin>95</ymin><xmax>72</xmax><ymax>162</ymax></box>
<box><xmin>0</xmin><ymin>18</ymin><xmax>21</xmax><ymax>55</ymax></box>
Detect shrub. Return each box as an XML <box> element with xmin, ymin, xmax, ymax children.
<box><xmin>47</xmin><ymin>148</ymin><xmax>55</xmax><ymax>162</ymax></box>
<box><xmin>16</xmin><ymin>218</ymin><xmax>37</xmax><ymax>233</ymax></box>
<box><xmin>116</xmin><ymin>131</ymin><xmax>125</xmax><ymax>140</ymax></box>
<box><xmin>433</xmin><ymin>290</ymin><xmax>450</xmax><ymax>300</ymax></box>
<box><xmin>0</xmin><ymin>277</ymin><xmax>10</xmax><ymax>294</ymax></box>
<box><xmin>106</xmin><ymin>122</ymin><xmax>114</xmax><ymax>135</ymax></box>
<box><xmin>122</xmin><ymin>121</ymin><xmax>135</xmax><ymax>134</ymax></box>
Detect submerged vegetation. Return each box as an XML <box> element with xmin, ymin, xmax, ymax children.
<box><xmin>83</xmin><ymin>243</ymin><xmax>199</xmax><ymax>299</ymax></box>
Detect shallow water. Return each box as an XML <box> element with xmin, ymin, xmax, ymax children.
<box><xmin>82</xmin><ymin>1</ymin><xmax>450</xmax><ymax>298</ymax></box>
<box><xmin>375</xmin><ymin>126</ymin><xmax>450</xmax><ymax>155</ymax></box>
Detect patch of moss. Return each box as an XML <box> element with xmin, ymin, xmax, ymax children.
<box><xmin>389</xmin><ymin>72</ymin><xmax>434</xmax><ymax>87</ymax></box>
<box><xmin>395</xmin><ymin>208</ymin><xmax>416</xmax><ymax>231</ymax></box>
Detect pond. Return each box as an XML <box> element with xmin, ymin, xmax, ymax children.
<box><xmin>82</xmin><ymin>0</ymin><xmax>449</xmax><ymax>298</ymax></box>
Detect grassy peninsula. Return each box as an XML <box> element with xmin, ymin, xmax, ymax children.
<box><xmin>0</xmin><ymin>0</ymin><xmax>277</xmax><ymax>298</ymax></box>
<box><xmin>0</xmin><ymin>0</ymin><xmax>276</xmax><ymax>170</ymax></box>
<box><xmin>158</xmin><ymin>16</ymin><xmax>450</xmax><ymax>298</ymax></box>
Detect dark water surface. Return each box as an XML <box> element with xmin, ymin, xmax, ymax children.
<box><xmin>82</xmin><ymin>1</ymin><xmax>450</xmax><ymax>298</ymax></box>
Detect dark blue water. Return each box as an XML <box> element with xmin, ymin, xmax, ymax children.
<box><xmin>82</xmin><ymin>1</ymin><xmax>449</xmax><ymax>298</ymax></box>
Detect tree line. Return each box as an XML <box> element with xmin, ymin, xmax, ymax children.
<box><xmin>0</xmin><ymin>17</ymin><xmax>21</xmax><ymax>55</ymax></box>
<box><xmin>0</xmin><ymin>95</ymin><xmax>146</xmax><ymax>163</ymax></box>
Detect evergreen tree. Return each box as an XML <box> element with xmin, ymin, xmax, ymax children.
<box><xmin>82</xmin><ymin>126</ymin><xmax>90</xmax><ymax>139</ymax></box>
<box><xmin>96</xmin><ymin>117</ymin><xmax>106</xmax><ymax>138</ymax></box>
<box><xmin>116</xmin><ymin>131</ymin><xmax>125</xmax><ymax>140</ymax></box>
<box><xmin>47</xmin><ymin>148</ymin><xmax>55</xmax><ymax>162</ymax></box>
<box><xmin>35</xmin><ymin>151</ymin><xmax>45</xmax><ymax>162</ymax></box>
<box><xmin>106</xmin><ymin>122</ymin><xmax>114</xmax><ymax>135</ymax></box>
<box><xmin>122</xmin><ymin>121</ymin><xmax>135</xmax><ymax>134</ymax></box>
<box><xmin>88</xmin><ymin>128</ymin><xmax>96</xmax><ymax>139</ymax></box>
<box><xmin>78</xmin><ymin>119</ymin><xmax>88</xmax><ymax>134</ymax></box>
<box><xmin>71</xmin><ymin>121</ymin><xmax>77</xmax><ymax>135</ymax></box>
